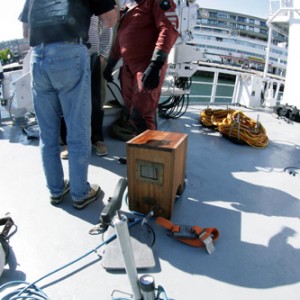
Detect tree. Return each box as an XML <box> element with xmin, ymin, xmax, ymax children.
<box><xmin>0</xmin><ymin>49</ymin><xmax>13</xmax><ymax>64</ymax></box>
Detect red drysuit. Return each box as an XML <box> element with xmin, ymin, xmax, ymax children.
<box><xmin>109</xmin><ymin>0</ymin><xmax>179</xmax><ymax>132</ymax></box>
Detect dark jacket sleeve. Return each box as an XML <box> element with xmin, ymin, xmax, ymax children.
<box><xmin>151</xmin><ymin>0</ymin><xmax>179</xmax><ymax>63</ymax></box>
<box><xmin>19</xmin><ymin>0</ymin><xmax>30</xmax><ymax>23</ymax></box>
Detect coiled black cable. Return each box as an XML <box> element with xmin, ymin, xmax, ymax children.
<box><xmin>158</xmin><ymin>77</ymin><xmax>192</xmax><ymax>119</ymax></box>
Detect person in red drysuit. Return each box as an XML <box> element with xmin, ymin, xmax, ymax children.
<box><xmin>104</xmin><ymin>0</ymin><xmax>179</xmax><ymax>134</ymax></box>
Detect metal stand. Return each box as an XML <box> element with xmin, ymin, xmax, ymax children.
<box><xmin>89</xmin><ymin>178</ymin><xmax>163</xmax><ymax>299</ymax></box>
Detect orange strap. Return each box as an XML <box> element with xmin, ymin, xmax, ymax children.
<box><xmin>156</xmin><ymin>217</ymin><xmax>220</xmax><ymax>248</ymax></box>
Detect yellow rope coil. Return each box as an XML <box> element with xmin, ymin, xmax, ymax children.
<box><xmin>200</xmin><ymin>108</ymin><xmax>269</xmax><ymax>148</ymax></box>
<box><xmin>199</xmin><ymin>108</ymin><xmax>215</xmax><ymax>127</ymax></box>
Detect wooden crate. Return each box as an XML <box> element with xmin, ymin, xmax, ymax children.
<box><xmin>126</xmin><ymin>130</ymin><xmax>188</xmax><ymax>219</ymax></box>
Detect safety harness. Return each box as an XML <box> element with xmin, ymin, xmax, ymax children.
<box><xmin>156</xmin><ymin>217</ymin><xmax>220</xmax><ymax>254</ymax></box>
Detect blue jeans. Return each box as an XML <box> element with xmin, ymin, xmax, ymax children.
<box><xmin>31</xmin><ymin>42</ymin><xmax>91</xmax><ymax>201</ymax></box>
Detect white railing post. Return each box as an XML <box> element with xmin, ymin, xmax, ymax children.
<box><xmin>210</xmin><ymin>71</ymin><xmax>219</xmax><ymax>103</ymax></box>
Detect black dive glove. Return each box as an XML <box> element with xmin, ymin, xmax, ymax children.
<box><xmin>103</xmin><ymin>58</ymin><xmax>117</xmax><ymax>82</ymax></box>
<box><xmin>142</xmin><ymin>61</ymin><xmax>164</xmax><ymax>90</ymax></box>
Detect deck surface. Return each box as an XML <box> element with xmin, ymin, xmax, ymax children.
<box><xmin>0</xmin><ymin>105</ymin><xmax>300</xmax><ymax>300</ymax></box>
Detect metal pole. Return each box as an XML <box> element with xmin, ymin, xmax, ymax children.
<box><xmin>210</xmin><ymin>71</ymin><xmax>219</xmax><ymax>103</ymax></box>
<box><xmin>113</xmin><ymin>214</ymin><xmax>142</xmax><ymax>300</ymax></box>
<box><xmin>263</xmin><ymin>27</ymin><xmax>273</xmax><ymax>79</ymax></box>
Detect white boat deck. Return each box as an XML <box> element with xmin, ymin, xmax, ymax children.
<box><xmin>0</xmin><ymin>105</ymin><xmax>300</xmax><ymax>300</ymax></box>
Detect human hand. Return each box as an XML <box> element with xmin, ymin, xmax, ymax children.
<box><xmin>103</xmin><ymin>58</ymin><xmax>117</xmax><ymax>82</ymax></box>
<box><xmin>99</xmin><ymin>8</ymin><xmax>118</xmax><ymax>28</ymax></box>
<box><xmin>99</xmin><ymin>55</ymin><xmax>105</xmax><ymax>64</ymax></box>
<box><xmin>142</xmin><ymin>61</ymin><xmax>164</xmax><ymax>90</ymax></box>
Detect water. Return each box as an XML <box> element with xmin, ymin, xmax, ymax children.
<box><xmin>161</xmin><ymin>71</ymin><xmax>236</xmax><ymax>105</ymax></box>
<box><xmin>189</xmin><ymin>72</ymin><xmax>236</xmax><ymax>104</ymax></box>
<box><xmin>162</xmin><ymin>70</ymin><xmax>284</xmax><ymax>106</ymax></box>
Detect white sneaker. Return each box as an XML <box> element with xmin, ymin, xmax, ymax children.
<box><xmin>60</xmin><ymin>146</ymin><xmax>68</xmax><ymax>160</ymax></box>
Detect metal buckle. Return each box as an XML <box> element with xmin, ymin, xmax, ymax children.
<box><xmin>171</xmin><ymin>225</ymin><xmax>197</xmax><ymax>239</ymax></box>
<box><xmin>89</xmin><ymin>223</ymin><xmax>108</xmax><ymax>235</ymax></box>
<box><xmin>0</xmin><ymin>215</ymin><xmax>14</xmax><ymax>238</ymax></box>
<box><xmin>199</xmin><ymin>232</ymin><xmax>215</xmax><ymax>254</ymax></box>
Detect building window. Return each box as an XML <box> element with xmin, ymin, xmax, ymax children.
<box><xmin>217</xmin><ymin>12</ymin><xmax>228</xmax><ymax>18</ymax></box>
<box><xmin>260</xmin><ymin>29</ymin><xmax>267</xmax><ymax>35</ymax></box>
<box><xmin>217</xmin><ymin>21</ymin><xmax>227</xmax><ymax>26</ymax></box>
<box><xmin>237</xmin><ymin>16</ymin><xmax>246</xmax><ymax>22</ymax></box>
<box><xmin>208</xmin><ymin>20</ymin><xmax>217</xmax><ymax>25</ymax></box>
<box><xmin>260</xmin><ymin>20</ymin><xmax>267</xmax><ymax>26</ymax></box>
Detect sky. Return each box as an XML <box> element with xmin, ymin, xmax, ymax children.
<box><xmin>0</xmin><ymin>0</ymin><xmax>270</xmax><ymax>42</ymax></box>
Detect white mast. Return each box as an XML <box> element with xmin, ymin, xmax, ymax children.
<box><xmin>267</xmin><ymin>0</ymin><xmax>300</xmax><ymax>107</ymax></box>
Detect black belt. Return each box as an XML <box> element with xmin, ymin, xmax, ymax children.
<box><xmin>40</xmin><ymin>37</ymin><xmax>90</xmax><ymax>47</ymax></box>
<box><xmin>63</xmin><ymin>37</ymin><xmax>84</xmax><ymax>44</ymax></box>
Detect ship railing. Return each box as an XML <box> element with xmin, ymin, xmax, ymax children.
<box><xmin>161</xmin><ymin>62</ymin><xmax>284</xmax><ymax>108</ymax></box>
<box><xmin>270</xmin><ymin>0</ymin><xmax>293</xmax><ymax>17</ymax></box>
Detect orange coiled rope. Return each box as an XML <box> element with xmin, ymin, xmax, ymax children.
<box><xmin>200</xmin><ymin>108</ymin><xmax>269</xmax><ymax>148</ymax></box>
<box><xmin>200</xmin><ymin>108</ymin><xmax>235</xmax><ymax>127</ymax></box>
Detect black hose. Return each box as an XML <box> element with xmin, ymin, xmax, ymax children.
<box><xmin>158</xmin><ymin>77</ymin><xmax>192</xmax><ymax>119</ymax></box>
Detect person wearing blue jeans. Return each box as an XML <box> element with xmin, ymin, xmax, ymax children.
<box><xmin>60</xmin><ymin>16</ymin><xmax>113</xmax><ymax>159</ymax></box>
<box><xmin>19</xmin><ymin>0</ymin><xmax>117</xmax><ymax>209</ymax></box>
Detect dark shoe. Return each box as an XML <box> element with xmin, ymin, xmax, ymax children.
<box><xmin>50</xmin><ymin>180</ymin><xmax>70</xmax><ymax>205</ymax></box>
<box><xmin>93</xmin><ymin>141</ymin><xmax>108</xmax><ymax>156</ymax></box>
<box><xmin>72</xmin><ymin>184</ymin><xmax>101</xmax><ymax>209</ymax></box>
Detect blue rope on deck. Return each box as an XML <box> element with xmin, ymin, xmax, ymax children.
<box><xmin>0</xmin><ymin>219</ymin><xmax>142</xmax><ymax>300</ymax></box>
